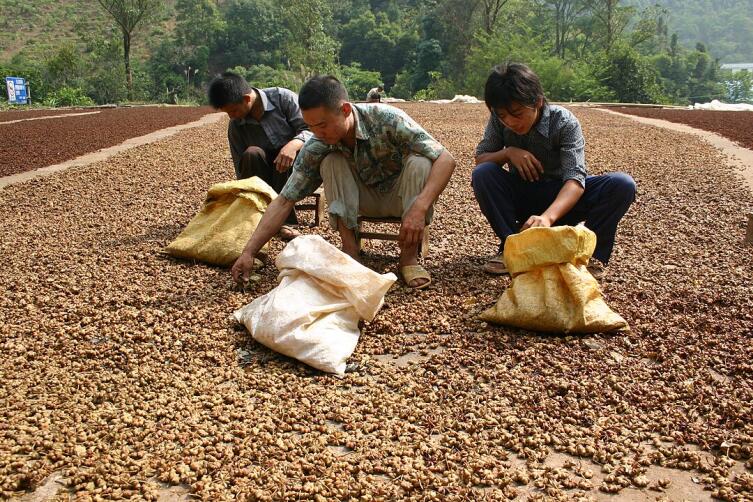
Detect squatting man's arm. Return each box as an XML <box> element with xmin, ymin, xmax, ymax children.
<box><xmin>232</xmin><ymin>149</ymin><xmax>456</xmax><ymax>284</ymax></box>
<box><xmin>522</xmin><ymin>180</ymin><xmax>583</xmax><ymax>230</ymax></box>
<box><xmin>274</xmin><ymin>139</ymin><xmax>305</xmax><ymax>172</ymax></box>
<box><xmin>474</xmin><ymin>147</ymin><xmax>584</xmax><ymax>229</ymax></box>
<box><xmin>231</xmin><ymin>196</ymin><xmax>295</xmax><ymax>284</ymax></box>
<box><xmin>399</xmin><ymin>150</ymin><xmax>456</xmax><ymax>246</ymax></box>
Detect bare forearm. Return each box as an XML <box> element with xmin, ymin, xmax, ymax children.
<box><xmin>241</xmin><ymin>196</ymin><xmax>295</xmax><ymax>256</ymax></box>
<box><xmin>413</xmin><ymin>150</ymin><xmax>456</xmax><ymax>212</ymax></box>
<box><xmin>475</xmin><ymin>148</ymin><xmax>508</xmax><ymax>166</ymax></box>
<box><xmin>543</xmin><ymin>180</ymin><xmax>584</xmax><ymax>223</ymax></box>
<box><xmin>286</xmin><ymin>138</ymin><xmax>305</xmax><ymax>152</ymax></box>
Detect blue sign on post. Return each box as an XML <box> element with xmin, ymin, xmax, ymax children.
<box><xmin>5</xmin><ymin>76</ymin><xmax>29</xmax><ymax>105</ymax></box>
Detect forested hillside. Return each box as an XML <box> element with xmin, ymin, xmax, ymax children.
<box><xmin>0</xmin><ymin>0</ymin><xmax>174</xmax><ymax>61</ymax></box>
<box><xmin>2</xmin><ymin>0</ymin><xmax>752</xmax><ymax>107</ymax></box>
<box><xmin>629</xmin><ymin>0</ymin><xmax>753</xmax><ymax>62</ymax></box>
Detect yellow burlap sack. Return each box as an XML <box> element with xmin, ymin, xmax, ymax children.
<box><xmin>165</xmin><ymin>177</ymin><xmax>278</xmax><ymax>267</ymax></box>
<box><xmin>480</xmin><ymin>226</ymin><xmax>628</xmax><ymax>333</ymax></box>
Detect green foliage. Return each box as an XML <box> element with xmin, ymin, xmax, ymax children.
<box><xmin>339</xmin><ymin>11</ymin><xmax>418</xmax><ymax>88</ymax></box>
<box><xmin>339</xmin><ymin>63</ymin><xmax>382</xmax><ymax>101</ymax></box>
<box><xmin>43</xmin><ymin>86</ymin><xmax>95</xmax><ymax>106</ymax></box>
<box><xmin>1</xmin><ymin>0</ymin><xmax>750</xmax><ymax>107</ymax></box>
<box><xmin>45</xmin><ymin>45</ymin><xmax>85</xmax><ymax>88</ymax></box>
<box><xmin>596</xmin><ymin>44</ymin><xmax>665</xmax><ymax>103</ymax></box>
<box><xmin>389</xmin><ymin>70</ymin><xmax>414</xmax><ymax>100</ymax></box>
<box><xmin>229</xmin><ymin>65</ymin><xmax>304</xmax><ymax>91</ymax></box>
<box><xmin>630</xmin><ymin>0</ymin><xmax>753</xmax><ymax>62</ymax></box>
<box><xmin>0</xmin><ymin>55</ymin><xmax>49</xmax><ymax>102</ymax></box>
<box><xmin>724</xmin><ymin>70</ymin><xmax>753</xmax><ymax>103</ymax></box>
<box><xmin>464</xmin><ymin>28</ymin><xmax>613</xmax><ymax>102</ymax></box>
<box><xmin>412</xmin><ymin>39</ymin><xmax>442</xmax><ymax>91</ymax></box>
<box><xmin>279</xmin><ymin>0</ymin><xmax>339</xmax><ymax>76</ymax></box>
<box><xmin>221</xmin><ymin>0</ymin><xmax>286</xmax><ymax>69</ymax></box>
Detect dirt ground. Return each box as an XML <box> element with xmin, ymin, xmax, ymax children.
<box><xmin>609</xmin><ymin>107</ymin><xmax>753</xmax><ymax>151</ymax></box>
<box><xmin>1</xmin><ymin>104</ymin><xmax>752</xmax><ymax>501</ymax></box>
<box><xmin>0</xmin><ymin>106</ymin><xmax>212</xmax><ymax>177</ymax></box>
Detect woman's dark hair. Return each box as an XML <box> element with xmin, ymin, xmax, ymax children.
<box><xmin>484</xmin><ymin>63</ymin><xmax>547</xmax><ymax>111</ymax></box>
<box><xmin>207</xmin><ymin>72</ymin><xmax>252</xmax><ymax>108</ymax></box>
<box><xmin>299</xmin><ymin>75</ymin><xmax>349</xmax><ymax>111</ymax></box>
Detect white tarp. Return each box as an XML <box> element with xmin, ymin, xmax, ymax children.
<box><xmin>691</xmin><ymin>100</ymin><xmax>753</xmax><ymax>111</ymax></box>
<box><xmin>233</xmin><ymin>235</ymin><xmax>397</xmax><ymax>375</ymax></box>
<box><xmin>429</xmin><ymin>95</ymin><xmax>482</xmax><ymax>104</ymax></box>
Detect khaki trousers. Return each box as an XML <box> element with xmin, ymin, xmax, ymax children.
<box><xmin>320</xmin><ymin>153</ymin><xmax>434</xmax><ymax>230</ymax></box>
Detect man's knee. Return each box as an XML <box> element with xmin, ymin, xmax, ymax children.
<box><xmin>320</xmin><ymin>153</ymin><xmax>349</xmax><ymax>181</ymax></box>
<box><xmin>241</xmin><ymin>146</ymin><xmax>265</xmax><ymax>161</ymax></box>
<box><xmin>608</xmin><ymin>172</ymin><xmax>637</xmax><ymax>203</ymax></box>
<box><xmin>471</xmin><ymin>161</ymin><xmax>503</xmax><ymax>192</ymax></box>
<box><xmin>404</xmin><ymin>154</ymin><xmax>432</xmax><ymax>181</ymax></box>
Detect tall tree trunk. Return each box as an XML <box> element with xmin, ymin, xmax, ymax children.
<box><xmin>123</xmin><ymin>29</ymin><xmax>132</xmax><ymax>98</ymax></box>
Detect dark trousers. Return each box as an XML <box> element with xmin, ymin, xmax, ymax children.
<box><xmin>238</xmin><ymin>146</ymin><xmax>298</xmax><ymax>225</ymax></box>
<box><xmin>471</xmin><ymin>162</ymin><xmax>636</xmax><ymax>264</ymax></box>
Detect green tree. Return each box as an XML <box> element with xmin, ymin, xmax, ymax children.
<box><xmin>412</xmin><ymin>39</ymin><xmax>443</xmax><ymax>91</ymax></box>
<box><xmin>96</xmin><ymin>0</ymin><xmax>162</xmax><ymax>97</ymax></box>
<box><xmin>339</xmin><ymin>11</ymin><xmax>418</xmax><ymax>88</ymax></box>
<box><xmin>597</xmin><ymin>44</ymin><xmax>664</xmax><ymax>102</ymax></box>
<box><xmin>586</xmin><ymin>0</ymin><xmax>634</xmax><ymax>53</ymax></box>
<box><xmin>230</xmin><ymin>64</ymin><xmax>304</xmax><ymax>90</ymax></box>
<box><xmin>340</xmin><ymin>62</ymin><xmax>383</xmax><ymax>100</ymax></box>
<box><xmin>175</xmin><ymin>0</ymin><xmax>224</xmax><ymax>49</ymax></box>
<box><xmin>725</xmin><ymin>70</ymin><xmax>753</xmax><ymax>103</ymax></box>
<box><xmin>280</xmin><ymin>0</ymin><xmax>339</xmax><ymax>76</ymax></box>
<box><xmin>539</xmin><ymin>0</ymin><xmax>588</xmax><ymax>59</ymax></box>
<box><xmin>222</xmin><ymin>0</ymin><xmax>286</xmax><ymax>69</ymax></box>
<box><xmin>45</xmin><ymin>45</ymin><xmax>85</xmax><ymax>89</ymax></box>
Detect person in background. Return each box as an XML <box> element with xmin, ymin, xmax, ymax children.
<box><xmin>366</xmin><ymin>85</ymin><xmax>384</xmax><ymax>103</ymax></box>
<box><xmin>207</xmin><ymin>72</ymin><xmax>312</xmax><ymax>240</ymax></box>
<box><xmin>472</xmin><ymin>62</ymin><xmax>636</xmax><ymax>278</ymax></box>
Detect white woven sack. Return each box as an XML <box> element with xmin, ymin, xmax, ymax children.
<box><xmin>233</xmin><ymin>235</ymin><xmax>396</xmax><ymax>375</ymax></box>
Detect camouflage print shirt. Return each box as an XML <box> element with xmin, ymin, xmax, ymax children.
<box><xmin>280</xmin><ymin>104</ymin><xmax>445</xmax><ymax>202</ymax></box>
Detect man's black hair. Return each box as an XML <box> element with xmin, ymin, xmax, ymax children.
<box><xmin>484</xmin><ymin>63</ymin><xmax>547</xmax><ymax>112</ymax></box>
<box><xmin>207</xmin><ymin>72</ymin><xmax>252</xmax><ymax>108</ymax></box>
<box><xmin>299</xmin><ymin>75</ymin><xmax>349</xmax><ymax>111</ymax></box>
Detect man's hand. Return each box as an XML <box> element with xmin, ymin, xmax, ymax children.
<box><xmin>231</xmin><ymin>251</ymin><xmax>258</xmax><ymax>285</ymax></box>
<box><xmin>506</xmin><ymin>147</ymin><xmax>543</xmax><ymax>181</ymax></box>
<box><xmin>274</xmin><ymin>139</ymin><xmax>303</xmax><ymax>172</ymax></box>
<box><xmin>521</xmin><ymin>214</ymin><xmax>553</xmax><ymax>231</ymax></box>
<box><xmin>399</xmin><ymin>205</ymin><xmax>426</xmax><ymax>246</ymax></box>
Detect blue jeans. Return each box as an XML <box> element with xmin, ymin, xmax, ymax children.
<box><xmin>471</xmin><ymin>162</ymin><xmax>636</xmax><ymax>264</ymax></box>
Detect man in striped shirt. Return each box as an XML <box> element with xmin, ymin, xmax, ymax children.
<box><xmin>472</xmin><ymin>63</ymin><xmax>636</xmax><ymax>277</ymax></box>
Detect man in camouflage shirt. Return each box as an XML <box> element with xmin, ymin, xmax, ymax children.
<box><xmin>231</xmin><ymin>75</ymin><xmax>456</xmax><ymax>289</ymax></box>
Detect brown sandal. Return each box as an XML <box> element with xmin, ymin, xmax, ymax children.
<box><xmin>400</xmin><ymin>265</ymin><xmax>432</xmax><ymax>289</ymax></box>
<box><xmin>483</xmin><ymin>253</ymin><xmax>508</xmax><ymax>275</ymax></box>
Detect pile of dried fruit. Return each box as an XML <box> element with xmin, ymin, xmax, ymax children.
<box><xmin>0</xmin><ymin>104</ymin><xmax>751</xmax><ymax>500</ymax></box>
<box><xmin>0</xmin><ymin>106</ymin><xmax>212</xmax><ymax>177</ymax></box>
<box><xmin>608</xmin><ymin>106</ymin><xmax>753</xmax><ymax>150</ymax></box>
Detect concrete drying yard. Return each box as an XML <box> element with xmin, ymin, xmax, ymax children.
<box><xmin>1</xmin><ymin>104</ymin><xmax>751</xmax><ymax>501</ymax></box>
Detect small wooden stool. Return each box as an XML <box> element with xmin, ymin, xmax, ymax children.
<box><xmin>355</xmin><ymin>216</ymin><xmax>430</xmax><ymax>257</ymax></box>
<box><xmin>294</xmin><ymin>188</ymin><xmax>324</xmax><ymax>227</ymax></box>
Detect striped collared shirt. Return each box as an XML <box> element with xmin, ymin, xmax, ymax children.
<box><xmin>475</xmin><ymin>104</ymin><xmax>587</xmax><ymax>187</ymax></box>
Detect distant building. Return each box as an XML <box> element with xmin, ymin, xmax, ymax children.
<box><xmin>721</xmin><ymin>63</ymin><xmax>753</xmax><ymax>72</ymax></box>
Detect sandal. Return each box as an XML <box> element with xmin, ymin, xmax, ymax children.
<box><xmin>587</xmin><ymin>258</ymin><xmax>606</xmax><ymax>280</ymax></box>
<box><xmin>278</xmin><ymin>225</ymin><xmax>301</xmax><ymax>241</ymax></box>
<box><xmin>400</xmin><ymin>264</ymin><xmax>432</xmax><ymax>289</ymax></box>
<box><xmin>483</xmin><ymin>253</ymin><xmax>508</xmax><ymax>275</ymax></box>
